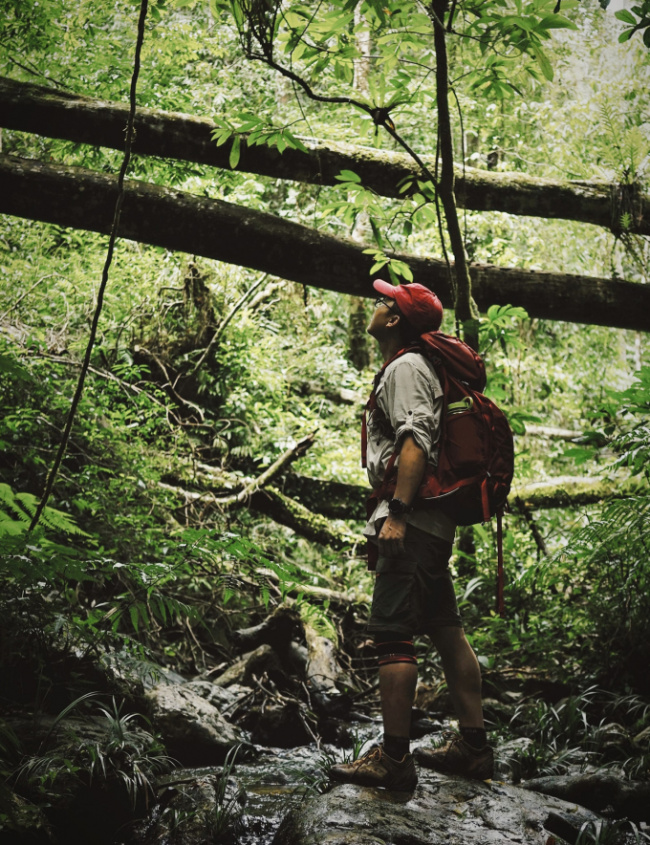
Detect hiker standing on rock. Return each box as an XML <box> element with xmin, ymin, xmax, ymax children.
<box><xmin>331</xmin><ymin>280</ymin><xmax>494</xmax><ymax>791</ymax></box>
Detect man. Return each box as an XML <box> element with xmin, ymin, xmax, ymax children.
<box><xmin>330</xmin><ymin>280</ymin><xmax>493</xmax><ymax>791</ymax></box>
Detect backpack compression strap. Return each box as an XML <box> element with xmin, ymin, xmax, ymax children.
<box><xmin>496</xmin><ymin>508</ymin><xmax>505</xmax><ymax>618</ymax></box>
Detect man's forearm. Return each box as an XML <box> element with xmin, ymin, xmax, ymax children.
<box><xmin>392</xmin><ymin>435</ymin><xmax>427</xmax><ymax>507</ymax></box>
<box><xmin>378</xmin><ymin>434</ymin><xmax>427</xmax><ymax>554</ymax></box>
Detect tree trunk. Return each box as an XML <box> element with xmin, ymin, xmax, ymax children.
<box><xmin>2</xmin><ymin>154</ymin><xmax>650</xmax><ymax>332</ymax></box>
<box><xmin>1</xmin><ymin>76</ymin><xmax>648</xmax><ymax>236</ymax></box>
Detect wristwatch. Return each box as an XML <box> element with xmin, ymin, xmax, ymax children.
<box><xmin>388</xmin><ymin>497</ymin><xmax>413</xmax><ymax>517</ymax></box>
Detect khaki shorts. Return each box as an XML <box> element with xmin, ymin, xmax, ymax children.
<box><xmin>367</xmin><ymin>522</ymin><xmax>462</xmax><ymax>637</ymax></box>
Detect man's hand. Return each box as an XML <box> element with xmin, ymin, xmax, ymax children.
<box><xmin>378</xmin><ymin>514</ymin><xmax>407</xmax><ymax>556</ymax></box>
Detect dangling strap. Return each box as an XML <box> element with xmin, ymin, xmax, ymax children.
<box><xmin>480</xmin><ymin>478</ymin><xmax>490</xmax><ymax>523</ymax></box>
<box><xmin>361</xmin><ymin>401</ymin><xmax>369</xmax><ymax>468</ymax></box>
<box><xmin>496</xmin><ymin>508</ymin><xmax>505</xmax><ymax>618</ymax></box>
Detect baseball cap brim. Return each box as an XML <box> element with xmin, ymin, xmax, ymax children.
<box><xmin>373</xmin><ymin>279</ymin><xmax>396</xmax><ymax>299</ymax></box>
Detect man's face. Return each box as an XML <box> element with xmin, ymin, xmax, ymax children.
<box><xmin>367</xmin><ymin>296</ymin><xmax>399</xmax><ymax>338</ymax></box>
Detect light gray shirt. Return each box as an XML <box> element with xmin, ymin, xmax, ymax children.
<box><xmin>363</xmin><ymin>352</ymin><xmax>456</xmax><ymax>543</ymax></box>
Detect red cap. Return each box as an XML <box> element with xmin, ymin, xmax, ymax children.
<box><xmin>373</xmin><ymin>280</ymin><xmax>443</xmax><ymax>332</ymax></box>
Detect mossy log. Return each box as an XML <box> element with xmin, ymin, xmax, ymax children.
<box><xmin>510</xmin><ymin>475</ymin><xmax>648</xmax><ymax>511</ymax></box>
<box><xmin>2</xmin><ymin>154</ymin><xmax>649</xmax><ymax>331</ymax></box>
<box><xmin>1</xmin><ymin>75</ymin><xmax>648</xmax><ymax>236</ymax></box>
<box><xmin>284</xmin><ymin>473</ymin><xmax>648</xmax><ymax>519</ymax></box>
<box><xmin>162</xmin><ymin>465</ymin><xmax>648</xmax><ymax>553</ymax></box>
<box><xmin>250</xmin><ymin>485</ymin><xmax>358</xmax><ymax>550</ymax></box>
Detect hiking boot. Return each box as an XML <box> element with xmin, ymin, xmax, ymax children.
<box><xmin>330</xmin><ymin>745</ymin><xmax>418</xmax><ymax>791</ymax></box>
<box><xmin>414</xmin><ymin>731</ymin><xmax>494</xmax><ymax>780</ymax></box>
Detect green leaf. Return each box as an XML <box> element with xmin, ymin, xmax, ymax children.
<box><xmin>535</xmin><ymin>49</ymin><xmax>554</xmax><ymax>81</ymax></box>
<box><xmin>334</xmin><ymin>169</ymin><xmax>362</xmax><ymax>183</ymax></box>
<box><xmin>537</xmin><ymin>14</ymin><xmax>578</xmax><ymax>30</ymax></box>
<box><xmin>229</xmin><ymin>135</ymin><xmax>241</xmax><ymax>169</ymax></box>
<box><xmin>397</xmin><ymin>263</ymin><xmax>413</xmax><ymax>282</ymax></box>
<box><xmin>615</xmin><ymin>9</ymin><xmax>638</xmax><ymax>24</ymax></box>
<box><xmin>283</xmin><ymin>130</ymin><xmax>308</xmax><ymax>153</ymax></box>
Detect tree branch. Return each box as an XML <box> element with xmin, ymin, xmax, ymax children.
<box><xmin>216</xmin><ymin>431</ymin><xmax>319</xmax><ymax>506</ymax></box>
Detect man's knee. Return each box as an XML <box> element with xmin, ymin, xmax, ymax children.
<box><xmin>374</xmin><ymin>631</ymin><xmax>417</xmax><ymax>667</ymax></box>
<box><xmin>429</xmin><ymin>625</ymin><xmax>469</xmax><ymax>658</ymax></box>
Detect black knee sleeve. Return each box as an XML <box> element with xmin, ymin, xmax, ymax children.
<box><xmin>374</xmin><ymin>632</ymin><xmax>417</xmax><ymax>667</ymax></box>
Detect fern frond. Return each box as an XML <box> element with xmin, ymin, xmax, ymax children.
<box><xmin>13</xmin><ymin>491</ymin><xmax>90</xmax><ymax>537</ymax></box>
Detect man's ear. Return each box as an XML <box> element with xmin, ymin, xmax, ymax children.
<box><xmin>387</xmin><ymin>313</ymin><xmax>401</xmax><ymax>329</ymax></box>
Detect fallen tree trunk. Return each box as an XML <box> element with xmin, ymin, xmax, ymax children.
<box><xmin>1</xmin><ymin>76</ymin><xmax>647</xmax><ymax>236</ymax></box>
<box><xmin>158</xmin><ymin>478</ymin><xmax>358</xmax><ymax>550</ymax></box>
<box><xmin>2</xmin><ymin>154</ymin><xmax>649</xmax><ymax>331</ymax></box>
<box><xmin>249</xmin><ymin>486</ymin><xmax>359</xmax><ymax>550</ymax></box>
<box><xmin>282</xmin><ymin>473</ymin><xmax>648</xmax><ymax>520</ymax></box>
<box><xmin>510</xmin><ymin>475</ymin><xmax>648</xmax><ymax>510</ymax></box>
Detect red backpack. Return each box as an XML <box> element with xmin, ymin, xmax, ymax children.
<box><xmin>362</xmin><ymin>332</ymin><xmax>514</xmax><ymax>614</ymax></box>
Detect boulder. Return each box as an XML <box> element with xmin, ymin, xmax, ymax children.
<box><xmin>184</xmin><ymin>679</ymin><xmax>253</xmax><ymax>716</ymax></box>
<box><xmin>273</xmin><ymin>769</ymin><xmax>600</xmax><ymax>845</ymax></box>
<box><xmin>99</xmin><ymin>651</ymin><xmax>185</xmax><ymax>704</ymax></box>
<box><xmin>523</xmin><ymin>772</ymin><xmax>650</xmax><ymax>823</ymax></box>
<box><xmin>145</xmin><ymin>683</ymin><xmax>244</xmax><ymax>765</ymax></box>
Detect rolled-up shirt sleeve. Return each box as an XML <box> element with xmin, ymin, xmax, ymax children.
<box><xmin>377</xmin><ymin>355</ymin><xmax>443</xmax><ymax>463</ymax></box>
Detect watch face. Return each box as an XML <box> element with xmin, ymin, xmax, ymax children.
<box><xmin>389</xmin><ymin>498</ymin><xmax>405</xmax><ymax>515</ymax></box>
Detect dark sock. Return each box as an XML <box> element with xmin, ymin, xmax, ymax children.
<box><xmin>460</xmin><ymin>727</ymin><xmax>487</xmax><ymax>750</ymax></box>
<box><xmin>383</xmin><ymin>733</ymin><xmax>410</xmax><ymax>760</ymax></box>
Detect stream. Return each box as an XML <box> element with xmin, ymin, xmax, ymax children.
<box><xmin>234</xmin><ymin>722</ymin><xmax>379</xmax><ymax>844</ymax></box>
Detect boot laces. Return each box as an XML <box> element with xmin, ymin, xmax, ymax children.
<box><xmin>353</xmin><ymin>745</ymin><xmax>383</xmax><ymax>770</ymax></box>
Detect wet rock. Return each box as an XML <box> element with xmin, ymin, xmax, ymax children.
<box><xmin>99</xmin><ymin>651</ymin><xmax>185</xmax><ymax>704</ymax></box>
<box><xmin>523</xmin><ymin>772</ymin><xmax>650</xmax><ymax>823</ymax></box>
<box><xmin>185</xmin><ymin>679</ymin><xmax>253</xmax><ymax>716</ymax></box>
<box><xmin>145</xmin><ymin>683</ymin><xmax>244</xmax><ymax>765</ymax></box>
<box><xmin>273</xmin><ymin>770</ymin><xmax>601</xmax><ymax>845</ymax></box>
